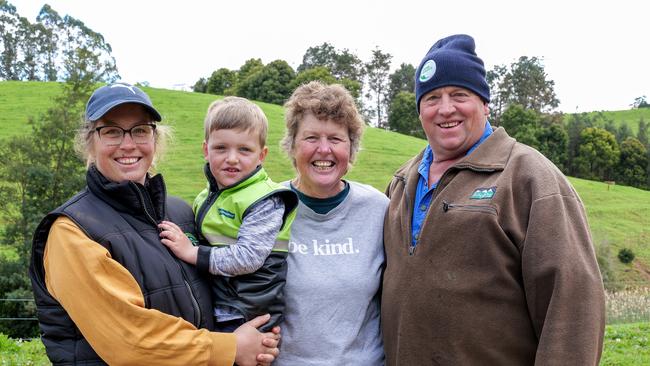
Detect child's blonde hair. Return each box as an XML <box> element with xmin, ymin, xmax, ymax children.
<box><xmin>204</xmin><ymin>96</ymin><xmax>268</xmax><ymax>147</ymax></box>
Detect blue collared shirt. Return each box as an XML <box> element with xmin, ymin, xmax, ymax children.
<box><xmin>410</xmin><ymin>122</ymin><xmax>493</xmax><ymax>247</ymax></box>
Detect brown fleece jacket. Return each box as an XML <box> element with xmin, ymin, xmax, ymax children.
<box><xmin>382</xmin><ymin>127</ymin><xmax>605</xmax><ymax>366</ymax></box>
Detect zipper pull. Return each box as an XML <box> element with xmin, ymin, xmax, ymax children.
<box><xmin>408</xmin><ymin>245</ymin><xmax>416</xmax><ymax>256</ymax></box>
<box><xmin>442</xmin><ymin>201</ymin><xmax>449</xmax><ymax>212</ymax></box>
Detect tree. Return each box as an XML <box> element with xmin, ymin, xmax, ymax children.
<box><xmin>615</xmin><ymin>137</ymin><xmax>648</xmax><ymax>188</ymax></box>
<box><xmin>637</xmin><ymin>117</ymin><xmax>649</xmax><ymax>148</ymax></box>
<box><xmin>17</xmin><ymin>18</ymin><xmax>41</xmax><ymax>80</ymax></box>
<box><xmin>192</xmin><ymin>77</ymin><xmax>207</xmax><ymax>93</ymax></box>
<box><xmin>386</xmin><ymin>63</ymin><xmax>416</xmax><ymax>107</ymax></box>
<box><xmin>238</xmin><ymin>58</ymin><xmax>263</xmax><ymax>81</ymax></box>
<box><xmin>339</xmin><ymin>78</ymin><xmax>362</xmax><ymax>101</ymax></box>
<box><xmin>58</xmin><ymin>15</ymin><xmax>119</xmax><ymax>83</ymax></box>
<box><xmin>537</xmin><ymin>123</ymin><xmax>569</xmax><ymax>172</ymax></box>
<box><xmin>499</xmin><ymin>104</ymin><xmax>541</xmax><ymax>148</ymax></box>
<box><xmin>1</xmin><ymin>3</ymin><xmax>118</xmax><ymax>82</ymax></box>
<box><xmin>298</xmin><ymin>42</ymin><xmax>337</xmax><ymax>73</ymax></box>
<box><xmin>332</xmin><ymin>49</ymin><xmax>364</xmax><ymax>83</ymax></box>
<box><xmin>388</xmin><ymin>91</ymin><xmax>423</xmax><ymax>138</ymax></box>
<box><xmin>631</xmin><ymin>95</ymin><xmax>649</xmax><ymax>109</ymax></box>
<box><xmin>223</xmin><ymin>58</ymin><xmax>263</xmax><ymax>96</ymax></box>
<box><xmin>298</xmin><ymin>42</ymin><xmax>363</xmax><ymax>84</ymax></box>
<box><xmin>297</xmin><ymin>42</ymin><xmax>364</xmax><ymax>108</ymax></box>
<box><xmin>0</xmin><ymin>0</ymin><xmax>22</xmax><ymax>80</ymax></box>
<box><xmin>486</xmin><ymin>64</ymin><xmax>507</xmax><ymax>125</ymax></box>
<box><xmin>237</xmin><ymin>59</ymin><xmax>295</xmax><ymax>105</ymax></box>
<box><xmin>365</xmin><ymin>47</ymin><xmax>392</xmax><ymax>128</ymax></box>
<box><xmin>35</xmin><ymin>4</ymin><xmax>62</xmax><ymax>81</ymax></box>
<box><xmin>488</xmin><ymin>56</ymin><xmax>559</xmax><ymax>125</ymax></box>
<box><xmin>616</xmin><ymin>123</ymin><xmax>633</xmax><ymax>144</ymax></box>
<box><xmin>575</xmin><ymin>127</ymin><xmax>620</xmax><ymax>181</ymax></box>
<box><xmin>565</xmin><ymin>112</ymin><xmax>593</xmax><ymax>176</ymax></box>
<box><xmin>290</xmin><ymin>66</ymin><xmax>336</xmax><ymax>90</ymax></box>
<box><xmin>603</xmin><ymin>118</ymin><xmax>617</xmax><ymax>137</ymax></box>
<box><xmin>206</xmin><ymin>67</ymin><xmax>237</xmax><ymax>95</ymax></box>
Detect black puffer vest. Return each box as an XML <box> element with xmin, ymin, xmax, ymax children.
<box><xmin>29</xmin><ymin>166</ymin><xmax>214</xmax><ymax>365</ymax></box>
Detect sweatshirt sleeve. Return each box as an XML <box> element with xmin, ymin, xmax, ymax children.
<box><xmin>521</xmin><ymin>193</ymin><xmax>605</xmax><ymax>365</ymax></box>
<box><xmin>44</xmin><ymin>216</ymin><xmax>237</xmax><ymax>366</ymax></box>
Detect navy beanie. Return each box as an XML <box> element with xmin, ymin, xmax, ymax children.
<box><xmin>414</xmin><ymin>34</ymin><xmax>490</xmax><ymax>113</ymax></box>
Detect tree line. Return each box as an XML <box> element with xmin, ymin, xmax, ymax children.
<box><xmin>0</xmin><ymin>0</ymin><xmax>118</xmax><ymax>83</ymax></box>
<box><xmin>195</xmin><ymin>52</ymin><xmax>650</xmax><ymax>190</ymax></box>
<box><xmin>192</xmin><ymin>43</ymin><xmax>397</xmax><ymax>129</ymax></box>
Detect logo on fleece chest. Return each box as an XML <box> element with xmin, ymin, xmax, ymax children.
<box><xmin>469</xmin><ymin>186</ymin><xmax>497</xmax><ymax>200</ymax></box>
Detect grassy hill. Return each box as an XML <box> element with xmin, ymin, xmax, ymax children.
<box><xmin>1</xmin><ymin>81</ymin><xmax>649</xmax><ymax>285</ymax></box>
<box><xmin>563</xmin><ymin>108</ymin><xmax>650</xmax><ymax>135</ymax></box>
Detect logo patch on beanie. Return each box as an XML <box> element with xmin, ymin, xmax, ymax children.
<box><xmin>419</xmin><ymin>60</ymin><xmax>436</xmax><ymax>82</ymax></box>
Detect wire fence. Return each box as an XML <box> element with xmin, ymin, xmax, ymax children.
<box><xmin>0</xmin><ymin>299</ymin><xmax>38</xmax><ymax>322</ymax></box>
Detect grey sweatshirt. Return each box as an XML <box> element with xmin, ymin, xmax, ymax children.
<box><xmin>274</xmin><ymin>181</ymin><xmax>388</xmax><ymax>366</ymax></box>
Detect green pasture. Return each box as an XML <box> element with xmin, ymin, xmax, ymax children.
<box><xmin>0</xmin><ymin>81</ymin><xmax>648</xmax><ymax>284</ymax></box>
<box><xmin>571</xmin><ymin>178</ymin><xmax>650</xmax><ymax>283</ymax></box>
<box><xmin>600</xmin><ymin>322</ymin><xmax>650</xmax><ymax>365</ymax></box>
<box><xmin>2</xmin><ymin>322</ymin><xmax>648</xmax><ymax>365</ymax></box>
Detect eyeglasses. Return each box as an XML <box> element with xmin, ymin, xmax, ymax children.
<box><xmin>95</xmin><ymin>123</ymin><xmax>156</xmax><ymax>146</ymax></box>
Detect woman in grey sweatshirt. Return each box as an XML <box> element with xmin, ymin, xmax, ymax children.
<box><xmin>275</xmin><ymin>81</ymin><xmax>387</xmax><ymax>365</ymax></box>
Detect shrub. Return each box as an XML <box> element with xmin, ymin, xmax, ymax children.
<box><xmin>617</xmin><ymin>248</ymin><xmax>636</xmax><ymax>264</ymax></box>
<box><xmin>0</xmin><ymin>333</ymin><xmax>49</xmax><ymax>365</ymax></box>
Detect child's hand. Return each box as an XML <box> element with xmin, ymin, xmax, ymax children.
<box><xmin>158</xmin><ymin>221</ymin><xmax>198</xmax><ymax>265</ymax></box>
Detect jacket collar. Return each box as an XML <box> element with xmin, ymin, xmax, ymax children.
<box><xmin>86</xmin><ymin>165</ymin><xmax>167</xmax><ymax>222</ymax></box>
<box><xmin>454</xmin><ymin>127</ymin><xmax>514</xmax><ymax>171</ymax></box>
<box><xmin>394</xmin><ymin>127</ymin><xmax>515</xmax><ymax>198</ymax></box>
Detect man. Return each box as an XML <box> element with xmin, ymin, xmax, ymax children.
<box><xmin>381</xmin><ymin>34</ymin><xmax>605</xmax><ymax>365</ymax></box>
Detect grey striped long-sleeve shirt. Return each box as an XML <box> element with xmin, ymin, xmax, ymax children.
<box><xmin>207</xmin><ymin>195</ymin><xmax>285</xmax><ymax>277</ymax></box>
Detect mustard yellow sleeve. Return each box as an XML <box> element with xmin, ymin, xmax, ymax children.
<box><xmin>44</xmin><ymin>216</ymin><xmax>236</xmax><ymax>366</ymax></box>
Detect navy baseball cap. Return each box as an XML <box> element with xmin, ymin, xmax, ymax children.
<box><xmin>85</xmin><ymin>82</ymin><xmax>162</xmax><ymax>122</ymax></box>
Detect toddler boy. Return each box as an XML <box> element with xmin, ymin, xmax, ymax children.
<box><xmin>160</xmin><ymin>97</ymin><xmax>297</xmax><ymax>332</ymax></box>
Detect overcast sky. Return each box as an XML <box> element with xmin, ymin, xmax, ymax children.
<box><xmin>9</xmin><ymin>0</ymin><xmax>649</xmax><ymax>113</ymax></box>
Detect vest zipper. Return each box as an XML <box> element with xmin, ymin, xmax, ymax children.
<box><xmin>132</xmin><ymin>182</ymin><xmax>203</xmax><ymax>327</ymax></box>
<box><xmin>131</xmin><ymin>182</ymin><xmax>158</xmax><ymax>226</ymax></box>
<box><xmin>176</xmin><ymin>262</ymin><xmax>203</xmax><ymax>327</ymax></box>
